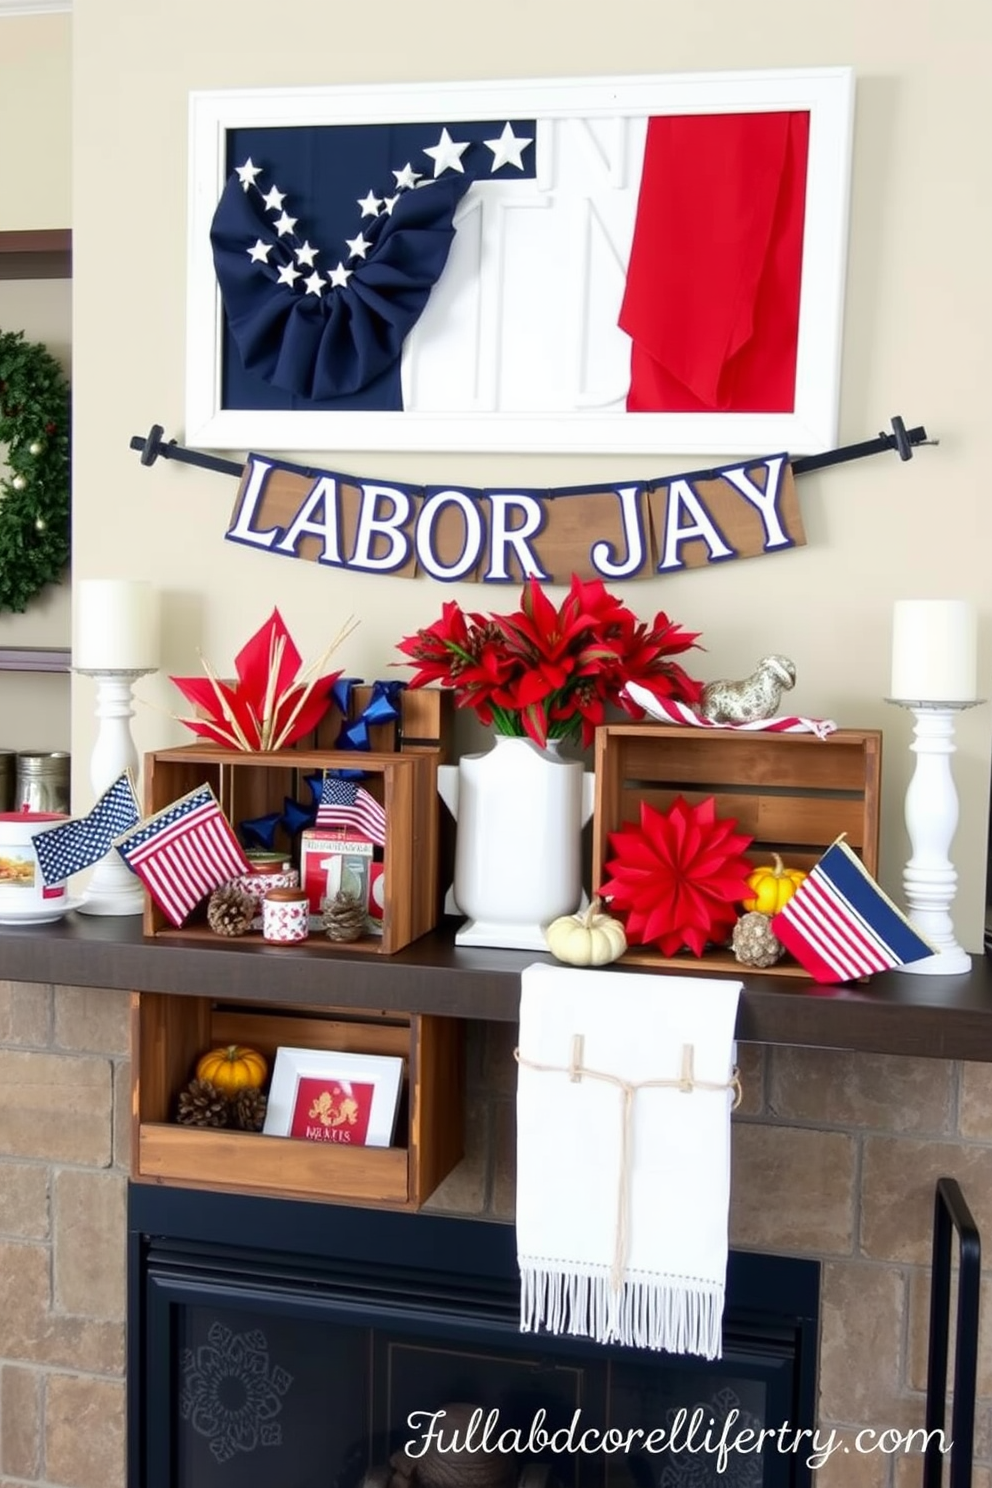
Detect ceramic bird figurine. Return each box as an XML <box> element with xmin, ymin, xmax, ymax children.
<box><xmin>699</xmin><ymin>655</ymin><xmax>797</xmax><ymax>724</ymax></box>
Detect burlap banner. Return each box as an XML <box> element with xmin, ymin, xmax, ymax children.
<box><xmin>225</xmin><ymin>451</ymin><xmax>804</xmax><ymax>583</ymax></box>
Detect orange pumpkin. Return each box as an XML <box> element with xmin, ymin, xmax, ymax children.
<box><xmin>195</xmin><ymin>1044</ymin><xmax>268</xmax><ymax>1094</ymax></box>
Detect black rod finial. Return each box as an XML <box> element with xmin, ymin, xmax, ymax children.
<box><xmin>127</xmin><ymin>423</ymin><xmax>167</xmax><ymax>467</ymax></box>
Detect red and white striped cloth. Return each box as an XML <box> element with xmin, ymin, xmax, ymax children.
<box><xmin>622</xmin><ymin>683</ymin><xmax>837</xmax><ymax>741</ymax></box>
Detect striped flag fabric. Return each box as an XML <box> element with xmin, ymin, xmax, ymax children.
<box><xmin>314</xmin><ymin>776</ymin><xmax>386</xmax><ymax>846</ymax></box>
<box><xmin>770</xmin><ymin>838</ymin><xmax>935</xmax><ymax>983</ymax></box>
<box><xmin>32</xmin><ymin>771</ymin><xmax>142</xmax><ymax>886</ymax></box>
<box><xmin>621</xmin><ymin>684</ymin><xmax>836</xmax><ymax>740</ymax></box>
<box><xmin>114</xmin><ymin>784</ymin><xmax>251</xmax><ymax>927</ymax></box>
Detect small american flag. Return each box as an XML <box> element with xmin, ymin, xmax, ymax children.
<box><xmin>114</xmin><ymin>784</ymin><xmax>251</xmax><ymax>927</ymax></box>
<box><xmin>32</xmin><ymin>771</ymin><xmax>142</xmax><ymax>886</ymax></box>
<box><xmin>315</xmin><ymin>776</ymin><xmax>386</xmax><ymax>846</ymax></box>
<box><xmin>770</xmin><ymin>838</ymin><xmax>934</xmax><ymax>983</ymax></box>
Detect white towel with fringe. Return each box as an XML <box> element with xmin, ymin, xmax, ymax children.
<box><xmin>516</xmin><ymin>962</ymin><xmax>742</xmax><ymax>1359</ymax></box>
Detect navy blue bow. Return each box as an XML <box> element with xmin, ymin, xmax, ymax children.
<box><xmin>337</xmin><ymin>679</ymin><xmax>407</xmax><ymax>751</ymax></box>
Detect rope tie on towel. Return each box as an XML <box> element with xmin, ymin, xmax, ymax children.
<box><xmin>515</xmin><ymin>1037</ymin><xmax>741</xmax><ymax>1293</ymax></box>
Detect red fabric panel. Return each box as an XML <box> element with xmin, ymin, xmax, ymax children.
<box><xmin>619</xmin><ymin>111</ymin><xmax>810</xmax><ymax>414</ymax></box>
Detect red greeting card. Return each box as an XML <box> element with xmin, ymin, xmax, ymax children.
<box><xmin>290</xmin><ymin>1076</ymin><xmax>375</xmax><ymax>1145</ymax></box>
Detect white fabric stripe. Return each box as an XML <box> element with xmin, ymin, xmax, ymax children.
<box><xmin>796</xmin><ymin>884</ymin><xmax>885</xmax><ymax>975</ymax></box>
<box><xmin>809</xmin><ymin>870</ymin><xmax>901</xmax><ymax>961</ymax></box>
<box><xmin>800</xmin><ymin>874</ymin><xmax>892</xmax><ymax>969</ymax></box>
<box><xmin>125</xmin><ymin>799</ymin><xmax>219</xmax><ymax>862</ymax></box>
<box><xmin>619</xmin><ymin>687</ymin><xmax>837</xmax><ymax>739</ymax></box>
<box><xmin>783</xmin><ymin>892</ymin><xmax>865</xmax><ymax>979</ymax></box>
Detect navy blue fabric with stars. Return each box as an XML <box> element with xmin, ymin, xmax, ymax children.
<box><xmin>212</xmin><ymin>120</ymin><xmax>537</xmax><ymax>413</ymax></box>
<box><xmin>32</xmin><ymin>772</ymin><xmax>141</xmax><ymax>887</ymax></box>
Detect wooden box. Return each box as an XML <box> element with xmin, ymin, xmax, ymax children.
<box><xmin>592</xmin><ymin>724</ymin><xmax>882</xmax><ymax>978</ymax></box>
<box><xmin>131</xmin><ymin>993</ymin><xmax>464</xmax><ymax>1208</ymax></box>
<box><xmin>142</xmin><ymin>745</ymin><xmax>439</xmax><ymax>954</ymax></box>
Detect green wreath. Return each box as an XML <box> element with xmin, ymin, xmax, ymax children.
<box><xmin>0</xmin><ymin>329</ymin><xmax>71</xmax><ymax>614</ymax></box>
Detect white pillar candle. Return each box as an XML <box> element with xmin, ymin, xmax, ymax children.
<box><xmin>890</xmin><ymin>599</ymin><xmax>978</xmax><ymax>702</ymax></box>
<box><xmin>74</xmin><ymin>579</ymin><xmax>159</xmax><ymax>671</ymax></box>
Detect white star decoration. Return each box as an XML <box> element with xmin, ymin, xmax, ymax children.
<box><xmin>273</xmin><ymin>211</ymin><xmax>298</xmax><ymax>237</ymax></box>
<box><xmin>304</xmin><ymin>271</ymin><xmax>325</xmax><ymax>297</ymax></box>
<box><xmin>381</xmin><ymin>195</ymin><xmax>400</xmax><ymax>216</ymax></box>
<box><xmin>357</xmin><ymin>190</ymin><xmax>382</xmax><ymax>218</ymax></box>
<box><xmin>484</xmin><ymin>122</ymin><xmax>533</xmax><ymax>172</ymax></box>
<box><xmin>422</xmin><ymin>127</ymin><xmax>470</xmax><ymax>177</ymax></box>
<box><xmin>262</xmin><ymin>184</ymin><xmax>287</xmax><ymax>212</ymax></box>
<box><xmin>327</xmin><ymin>262</ymin><xmax>353</xmax><ymax>288</ymax></box>
<box><xmin>295</xmin><ymin>241</ymin><xmax>319</xmax><ymax>266</ymax></box>
<box><xmin>345</xmin><ymin>233</ymin><xmax>372</xmax><ymax>261</ymax></box>
<box><xmin>277</xmin><ymin>263</ymin><xmax>302</xmax><ymax>286</ymax></box>
<box><xmin>235</xmin><ymin>158</ymin><xmax>262</xmax><ymax>191</ymax></box>
<box><xmin>247</xmin><ymin>239</ymin><xmax>273</xmax><ymax>263</ymax></box>
<box><xmin>393</xmin><ymin>162</ymin><xmax>422</xmax><ymax>191</ymax></box>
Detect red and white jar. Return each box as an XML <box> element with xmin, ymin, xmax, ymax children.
<box><xmin>262</xmin><ymin>886</ymin><xmax>310</xmax><ymax>944</ymax></box>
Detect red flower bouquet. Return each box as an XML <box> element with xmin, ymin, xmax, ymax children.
<box><xmin>396</xmin><ymin>575</ymin><xmax>703</xmax><ymax>747</ymax></box>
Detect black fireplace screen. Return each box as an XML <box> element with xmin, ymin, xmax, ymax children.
<box><xmin>130</xmin><ymin>1188</ymin><xmax>819</xmax><ymax>1488</ymax></box>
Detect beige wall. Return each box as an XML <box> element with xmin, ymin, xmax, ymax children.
<box><xmin>0</xmin><ymin>12</ymin><xmax>71</xmax><ymax>231</ymax></box>
<box><xmin>70</xmin><ymin>0</ymin><xmax>992</xmax><ymax>946</ymax></box>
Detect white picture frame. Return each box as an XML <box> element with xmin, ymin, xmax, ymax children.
<box><xmin>187</xmin><ymin>67</ymin><xmax>854</xmax><ymax>457</ymax></box>
<box><xmin>262</xmin><ymin>1046</ymin><xmax>404</xmax><ymax>1148</ymax></box>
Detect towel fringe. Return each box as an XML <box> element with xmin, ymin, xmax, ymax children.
<box><xmin>519</xmin><ymin>1262</ymin><xmax>724</xmax><ymax>1359</ymax></box>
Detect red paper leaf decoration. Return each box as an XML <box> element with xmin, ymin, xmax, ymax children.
<box><xmin>600</xmin><ymin>795</ymin><xmax>754</xmax><ymax>957</ymax></box>
<box><xmin>170</xmin><ymin>608</ymin><xmax>353</xmax><ymax>752</ymax></box>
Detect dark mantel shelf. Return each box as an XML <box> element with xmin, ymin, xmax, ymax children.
<box><xmin>1</xmin><ymin>913</ymin><xmax>992</xmax><ymax>1060</ymax></box>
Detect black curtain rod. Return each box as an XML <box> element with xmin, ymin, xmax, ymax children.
<box><xmin>128</xmin><ymin>414</ymin><xmax>936</xmax><ymax>482</ymax></box>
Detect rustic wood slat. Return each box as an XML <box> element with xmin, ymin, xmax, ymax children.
<box><xmin>616</xmin><ymin>786</ymin><xmax>869</xmax><ymax>850</ymax></box>
<box><xmin>138</xmin><ymin>1125</ymin><xmax>410</xmax><ymax>1204</ymax></box>
<box><xmin>211</xmin><ymin>1008</ymin><xmax>411</xmax><ymax>1060</ymax></box>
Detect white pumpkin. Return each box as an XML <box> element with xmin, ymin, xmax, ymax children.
<box><xmin>544</xmin><ymin>897</ymin><xmax>627</xmax><ymax>967</ymax></box>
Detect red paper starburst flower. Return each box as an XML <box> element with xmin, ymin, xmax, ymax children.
<box><xmin>600</xmin><ymin>795</ymin><xmax>754</xmax><ymax>957</ymax></box>
<box><xmin>171</xmin><ymin>609</ymin><xmax>358</xmax><ymax>752</ymax></box>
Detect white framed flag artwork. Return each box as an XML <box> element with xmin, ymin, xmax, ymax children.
<box><xmin>186</xmin><ymin>67</ymin><xmax>855</xmax><ymax>457</ymax></box>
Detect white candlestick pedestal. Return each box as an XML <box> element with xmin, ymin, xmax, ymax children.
<box><xmin>888</xmin><ymin>700</ymin><xmax>983</xmax><ymax>976</ymax></box>
<box><xmin>74</xmin><ymin>668</ymin><xmax>154</xmax><ymax>916</ymax></box>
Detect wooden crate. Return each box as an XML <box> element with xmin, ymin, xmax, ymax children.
<box><xmin>592</xmin><ymin>723</ymin><xmax>882</xmax><ymax>979</ymax></box>
<box><xmin>130</xmin><ymin>992</ymin><xmax>464</xmax><ymax>1209</ymax></box>
<box><xmin>142</xmin><ymin>745</ymin><xmax>439</xmax><ymax>954</ymax></box>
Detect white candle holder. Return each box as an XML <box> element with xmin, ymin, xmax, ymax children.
<box><xmin>887</xmin><ymin>698</ymin><xmax>984</xmax><ymax>975</ymax></box>
<box><xmin>74</xmin><ymin>667</ymin><xmax>155</xmax><ymax>916</ymax></box>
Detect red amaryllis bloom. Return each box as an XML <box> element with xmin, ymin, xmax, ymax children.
<box><xmin>600</xmin><ymin>795</ymin><xmax>753</xmax><ymax>956</ymax></box>
<box><xmin>171</xmin><ymin>609</ymin><xmax>354</xmax><ymax>752</ymax></box>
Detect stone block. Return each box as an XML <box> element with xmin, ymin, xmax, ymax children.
<box><xmin>730</xmin><ymin>1124</ymin><xmax>856</xmax><ymax>1253</ymax></box>
<box><xmin>906</xmin><ymin>1263</ymin><xmax>992</xmax><ymax>1398</ymax></box>
<box><xmin>53</xmin><ymin>1168</ymin><xmax>127</xmax><ymax>1320</ymax></box>
<box><xmin>818</xmin><ymin>1260</ymin><xmax>922</xmax><ymax>1429</ymax></box>
<box><xmin>0</xmin><ymin>1364</ymin><xmax>41</xmax><ymax>1479</ymax></box>
<box><xmin>0</xmin><ymin>1240</ymin><xmax>124</xmax><ymax>1375</ymax></box>
<box><xmin>861</xmin><ymin>1137</ymin><xmax>992</xmax><ymax>1264</ymax></box>
<box><xmin>423</xmin><ymin>1094</ymin><xmax>488</xmax><ymax>1215</ymax></box>
<box><xmin>0</xmin><ymin>1162</ymin><xmax>48</xmax><ymax>1240</ymax></box>
<box><xmin>0</xmin><ymin>980</ymin><xmax>50</xmax><ymax>1048</ymax></box>
<box><xmin>733</xmin><ymin>1042</ymin><xmax>765</xmax><ymax>1116</ymax></box>
<box><xmin>814</xmin><ymin>1440</ymin><xmax>889</xmax><ymax>1488</ymax></box>
<box><xmin>53</xmin><ymin>985</ymin><xmax>130</xmax><ymax>1056</ymax></box>
<box><xmin>45</xmin><ymin>1373</ymin><xmax>125</xmax><ymax>1488</ymax></box>
<box><xmin>0</xmin><ymin>1050</ymin><xmax>111</xmax><ymax>1165</ymax></box>
<box><xmin>112</xmin><ymin>1057</ymin><xmax>132</xmax><ymax>1170</ymax></box>
<box><xmin>770</xmin><ymin>1048</ymin><xmax>954</xmax><ymax>1134</ymax></box>
<box><xmin>959</xmin><ymin>1060</ymin><xmax>992</xmax><ymax>1139</ymax></box>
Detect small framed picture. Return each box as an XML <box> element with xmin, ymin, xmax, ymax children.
<box><xmin>262</xmin><ymin>1047</ymin><xmax>404</xmax><ymax>1148</ymax></box>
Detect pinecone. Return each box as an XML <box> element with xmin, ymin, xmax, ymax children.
<box><xmin>206</xmin><ymin>882</ymin><xmax>255</xmax><ymax>937</ymax></box>
<box><xmin>732</xmin><ymin>910</ymin><xmax>786</xmax><ymax>968</ymax></box>
<box><xmin>231</xmin><ymin>1085</ymin><xmax>268</xmax><ymax>1132</ymax></box>
<box><xmin>176</xmin><ymin>1078</ymin><xmax>229</xmax><ymax>1127</ymax></box>
<box><xmin>322</xmin><ymin>890</ymin><xmax>368</xmax><ymax>942</ymax></box>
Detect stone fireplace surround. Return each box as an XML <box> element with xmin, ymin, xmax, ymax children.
<box><xmin>1</xmin><ymin>934</ymin><xmax>992</xmax><ymax>1488</ymax></box>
